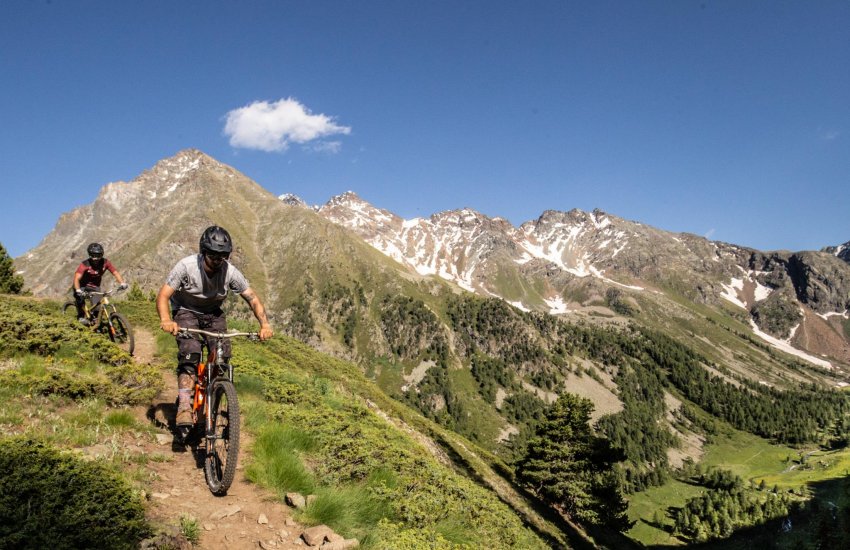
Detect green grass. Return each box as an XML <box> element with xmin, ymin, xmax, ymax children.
<box><xmin>179</xmin><ymin>514</ymin><xmax>201</xmax><ymax>544</ymax></box>
<box><xmin>700</xmin><ymin>429</ymin><xmax>799</xmax><ymax>481</ymax></box>
<box><xmin>302</xmin><ymin>485</ymin><xmax>393</xmax><ymax>540</ymax></box>
<box><xmin>626</xmin><ymin>426</ymin><xmax>850</xmax><ymax>547</ymax></box>
<box><xmin>2</xmin><ymin>294</ymin><xmax>557</xmax><ymax>549</ymax></box>
<box><xmin>627</xmin><ymin>479</ymin><xmax>703</xmax><ymax>546</ymax></box>
<box><xmin>234</xmin><ymin>338</ymin><xmax>551</xmax><ymax>549</ymax></box>
<box><xmin>245</xmin><ymin>421</ymin><xmax>317</xmax><ymax>495</ymax></box>
<box><xmin>105</xmin><ymin>409</ymin><xmax>138</xmax><ymax>429</ymax></box>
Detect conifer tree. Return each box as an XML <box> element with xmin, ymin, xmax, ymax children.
<box><xmin>515</xmin><ymin>393</ymin><xmax>633</xmax><ymax>531</ymax></box>
<box><xmin>0</xmin><ymin>242</ymin><xmax>24</xmax><ymax>294</ymax></box>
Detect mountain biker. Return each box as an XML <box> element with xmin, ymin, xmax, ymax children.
<box><xmin>156</xmin><ymin>225</ymin><xmax>273</xmax><ymax>428</ymax></box>
<box><xmin>73</xmin><ymin>242</ymin><xmax>128</xmax><ymax>325</ymax></box>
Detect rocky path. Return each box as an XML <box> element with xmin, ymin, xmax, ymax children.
<box><xmin>131</xmin><ymin>327</ymin><xmax>309</xmax><ymax>549</ymax></box>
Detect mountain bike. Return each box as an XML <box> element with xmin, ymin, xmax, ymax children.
<box><xmin>62</xmin><ymin>287</ymin><xmax>134</xmax><ymax>356</ymax></box>
<box><xmin>177</xmin><ymin>327</ymin><xmax>258</xmax><ymax>495</ymax></box>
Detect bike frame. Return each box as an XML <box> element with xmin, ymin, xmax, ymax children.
<box><xmin>179</xmin><ymin>328</ymin><xmax>256</xmax><ymax>439</ymax></box>
<box><xmin>81</xmin><ymin>290</ymin><xmax>119</xmax><ymax>332</ymax></box>
<box><xmin>176</xmin><ymin>327</ymin><xmax>258</xmax><ymax>495</ymax></box>
<box><xmin>195</xmin><ymin>336</ymin><xmax>231</xmax><ymax>439</ymax></box>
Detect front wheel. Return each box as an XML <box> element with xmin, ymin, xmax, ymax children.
<box><xmin>107</xmin><ymin>312</ymin><xmax>135</xmax><ymax>356</ymax></box>
<box><xmin>204</xmin><ymin>379</ymin><xmax>240</xmax><ymax>495</ymax></box>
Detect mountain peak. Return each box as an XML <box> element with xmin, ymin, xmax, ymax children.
<box><xmin>325</xmin><ymin>191</ymin><xmax>367</xmax><ymax>207</ymax></box>
<box><xmin>823</xmin><ymin>240</ymin><xmax>850</xmax><ymax>263</ymax></box>
<box><xmin>279</xmin><ymin>193</ymin><xmax>308</xmax><ymax>208</ymax></box>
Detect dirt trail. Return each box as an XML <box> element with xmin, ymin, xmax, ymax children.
<box><xmin>131</xmin><ymin>327</ymin><xmax>306</xmax><ymax>549</ymax></box>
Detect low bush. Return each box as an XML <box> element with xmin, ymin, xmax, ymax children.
<box><xmin>0</xmin><ymin>437</ymin><xmax>150</xmax><ymax>549</ymax></box>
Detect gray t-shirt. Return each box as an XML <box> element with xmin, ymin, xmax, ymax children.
<box><xmin>165</xmin><ymin>254</ymin><xmax>249</xmax><ymax>314</ymax></box>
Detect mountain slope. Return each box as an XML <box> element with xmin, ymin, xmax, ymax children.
<box><xmin>15</xmin><ymin>149</ymin><xmax>850</xmax><ymax>546</ymax></box>
<box><xmin>316</xmin><ymin>191</ymin><xmax>850</xmax><ymax>368</ymax></box>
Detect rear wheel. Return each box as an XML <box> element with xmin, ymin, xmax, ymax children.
<box><xmin>204</xmin><ymin>379</ymin><xmax>240</xmax><ymax>495</ymax></box>
<box><xmin>62</xmin><ymin>301</ymin><xmax>78</xmax><ymax>319</ymax></box>
<box><xmin>108</xmin><ymin>312</ymin><xmax>135</xmax><ymax>356</ymax></box>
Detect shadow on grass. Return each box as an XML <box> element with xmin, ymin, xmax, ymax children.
<box><xmin>643</xmin><ymin>477</ymin><xmax>850</xmax><ymax>550</ymax></box>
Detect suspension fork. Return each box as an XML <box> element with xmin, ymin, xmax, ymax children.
<box><xmin>204</xmin><ymin>338</ymin><xmax>228</xmax><ymax>439</ymax></box>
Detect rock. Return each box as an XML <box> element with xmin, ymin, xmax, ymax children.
<box><xmin>278</xmin><ymin>529</ymin><xmax>290</xmax><ymax>540</ymax></box>
<box><xmin>258</xmin><ymin>513</ymin><xmax>269</xmax><ymax>524</ymax></box>
<box><xmin>301</xmin><ymin>525</ymin><xmax>334</xmax><ymax>546</ymax></box>
<box><xmin>285</xmin><ymin>518</ymin><xmax>297</xmax><ymax>527</ymax></box>
<box><xmin>320</xmin><ymin>540</ymin><xmax>359</xmax><ymax>550</ymax></box>
<box><xmin>169</xmin><ymin>487</ymin><xmax>182</xmax><ymax>496</ymax></box>
<box><xmin>210</xmin><ymin>504</ymin><xmax>242</xmax><ymax>520</ymax></box>
<box><xmin>306</xmin><ymin>494</ymin><xmax>318</xmax><ymax>507</ymax></box>
<box><xmin>139</xmin><ymin>530</ymin><xmax>192</xmax><ymax>550</ymax></box>
<box><xmin>203</xmin><ymin>523</ymin><xmax>214</xmax><ymax>531</ymax></box>
<box><xmin>327</xmin><ymin>533</ymin><xmax>343</xmax><ymax>543</ymax></box>
<box><xmin>285</xmin><ymin>492</ymin><xmax>306</xmax><ymax>509</ymax></box>
<box><xmin>151</xmin><ymin>492</ymin><xmax>171</xmax><ymax>500</ymax></box>
<box><xmin>260</xmin><ymin>540</ymin><xmax>278</xmax><ymax>549</ymax></box>
<box><xmin>155</xmin><ymin>433</ymin><xmax>172</xmax><ymax>445</ymax></box>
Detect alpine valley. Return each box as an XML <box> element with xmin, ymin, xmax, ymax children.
<box><xmin>14</xmin><ymin>149</ymin><xmax>850</xmax><ymax>548</ymax></box>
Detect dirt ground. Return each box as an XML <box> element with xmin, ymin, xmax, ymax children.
<box><xmin>131</xmin><ymin>328</ymin><xmax>308</xmax><ymax>549</ymax></box>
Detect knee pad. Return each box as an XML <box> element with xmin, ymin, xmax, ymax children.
<box><xmin>176</xmin><ymin>352</ymin><xmax>202</xmax><ymax>377</ymax></box>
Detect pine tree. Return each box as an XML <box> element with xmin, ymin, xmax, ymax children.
<box><xmin>0</xmin><ymin>242</ymin><xmax>24</xmax><ymax>294</ymax></box>
<box><xmin>515</xmin><ymin>393</ymin><xmax>634</xmax><ymax>531</ymax></box>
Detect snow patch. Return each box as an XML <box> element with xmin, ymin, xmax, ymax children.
<box><xmin>507</xmin><ymin>300</ymin><xmax>530</xmax><ymax>312</ymax></box>
<box><xmin>753</xmin><ymin>280</ymin><xmax>773</xmax><ymax>301</ymax></box>
<box><xmin>545</xmin><ymin>295</ymin><xmax>571</xmax><ymax>315</ymax></box>
<box><xmin>818</xmin><ymin>310</ymin><xmax>850</xmax><ymax>320</ymax></box>
<box><xmin>748</xmin><ymin>320</ymin><xmax>833</xmax><ymax>369</ymax></box>
<box><xmin>721</xmin><ymin>278</ymin><xmax>747</xmax><ymax>308</ymax></box>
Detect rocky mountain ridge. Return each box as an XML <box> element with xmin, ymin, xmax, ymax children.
<box><xmin>824</xmin><ymin>241</ymin><xmax>850</xmax><ymax>264</ymax></box>
<box><xmin>15</xmin><ymin>150</ymin><xmax>850</xmax><ymax>372</ymax></box>
<box><xmin>310</xmin><ymin>191</ymin><xmax>850</xmax><ymax>365</ymax></box>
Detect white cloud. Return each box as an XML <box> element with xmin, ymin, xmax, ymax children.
<box><xmin>821</xmin><ymin>130</ymin><xmax>840</xmax><ymax>141</ymax></box>
<box><xmin>223</xmin><ymin>98</ymin><xmax>351</xmax><ymax>152</ymax></box>
<box><xmin>305</xmin><ymin>140</ymin><xmax>343</xmax><ymax>154</ymax></box>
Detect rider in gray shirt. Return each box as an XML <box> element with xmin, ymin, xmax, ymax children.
<box><xmin>156</xmin><ymin>226</ymin><xmax>273</xmax><ymax>429</ymax></box>
<box><xmin>164</xmin><ymin>254</ymin><xmax>250</xmax><ymax>314</ymax></box>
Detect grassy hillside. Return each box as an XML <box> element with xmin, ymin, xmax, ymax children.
<box><xmin>0</xmin><ymin>294</ymin><xmax>563</xmax><ymax>549</ymax></box>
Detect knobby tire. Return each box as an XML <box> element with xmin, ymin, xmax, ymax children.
<box><xmin>61</xmin><ymin>301</ymin><xmax>77</xmax><ymax>318</ymax></box>
<box><xmin>204</xmin><ymin>379</ymin><xmax>240</xmax><ymax>495</ymax></box>
<box><xmin>108</xmin><ymin>312</ymin><xmax>135</xmax><ymax>356</ymax></box>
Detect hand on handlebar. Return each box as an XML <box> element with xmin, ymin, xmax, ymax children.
<box><xmin>259</xmin><ymin>324</ymin><xmax>273</xmax><ymax>341</ymax></box>
<box><xmin>160</xmin><ymin>320</ymin><xmax>180</xmax><ymax>335</ymax></box>
<box><xmin>118</xmin><ymin>283</ymin><xmax>129</xmax><ymax>291</ymax></box>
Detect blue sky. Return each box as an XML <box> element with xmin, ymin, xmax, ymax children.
<box><xmin>1</xmin><ymin>1</ymin><xmax>848</xmax><ymax>258</ymax></box>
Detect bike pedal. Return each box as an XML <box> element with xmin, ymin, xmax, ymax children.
<box><xmin>176</xmin><ymin>425</ymin><xmax>192</xmax><ymax>443</ymax></box>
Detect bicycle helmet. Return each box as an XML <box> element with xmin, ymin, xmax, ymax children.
<box><xmin>199</xmin><ymin>226</ymin><xmax>233</xmax><ymax>256</ymax></box>
<box><xmin>87</xmin><ymin>242</ymin><xmax>104</xmax><ymax>258</ymax></box>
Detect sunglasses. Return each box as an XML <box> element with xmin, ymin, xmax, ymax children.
<box><xmin>206</xmin><ymin>253</ymin><xmax>229</xmax><ymax>261</ymax></box>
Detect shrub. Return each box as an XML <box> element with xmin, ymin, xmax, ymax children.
<box><xmin>0</xmin><ymin>437</ymin><xmax>150</xmax><ymax>549</ymax></box>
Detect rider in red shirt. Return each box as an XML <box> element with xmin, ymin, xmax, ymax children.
<box><xmin>72</xmin><ymin>242</ymin><xmax>127</xmax><ymax>324</ymax></box>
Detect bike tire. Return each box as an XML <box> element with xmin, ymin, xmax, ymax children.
<box><xmin>204</xmin><ymin>379</ymin><xmax>240</xmax><ymax>495</ymax></box>
<box><xmin>62</xmin><ymin>301</ymin><xmax>77</xmax><ymax>318</ymax></box>
<box><xmin>108</xmin><ymin>312</ymin><xmax>135</xmax><ymax>356</ymax></box>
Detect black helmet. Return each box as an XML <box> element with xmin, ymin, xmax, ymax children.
<box><xmin>199</xmin><ymin>226</ymin><xmax>233</xmax><ymax>256</ymax></box>
<box><xmin>87</xmin><ymin>242</ymin><xmax>104</xmax><ymax>258</ymax></box>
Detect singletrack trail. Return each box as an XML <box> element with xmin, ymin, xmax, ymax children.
<box><xmin>132</xmin><ymin>327</ymin><xmax>307</xmax><ymax>549</ymax></box>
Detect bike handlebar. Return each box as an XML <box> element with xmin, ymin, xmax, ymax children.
<box><xmin>178</xmin><ymin>327</ymin><xmax>259</xmax><ymax>340</ymax></box>
<box><xmin>80</xmin><ymin>286</ymin><xmax>127</xmax><ymax>298</ymax></box>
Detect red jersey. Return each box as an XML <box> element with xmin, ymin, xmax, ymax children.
<box><xmin>75</xmin><ymin>258</ymin><xmax>117</xmax><ymax>288</ymax></box>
